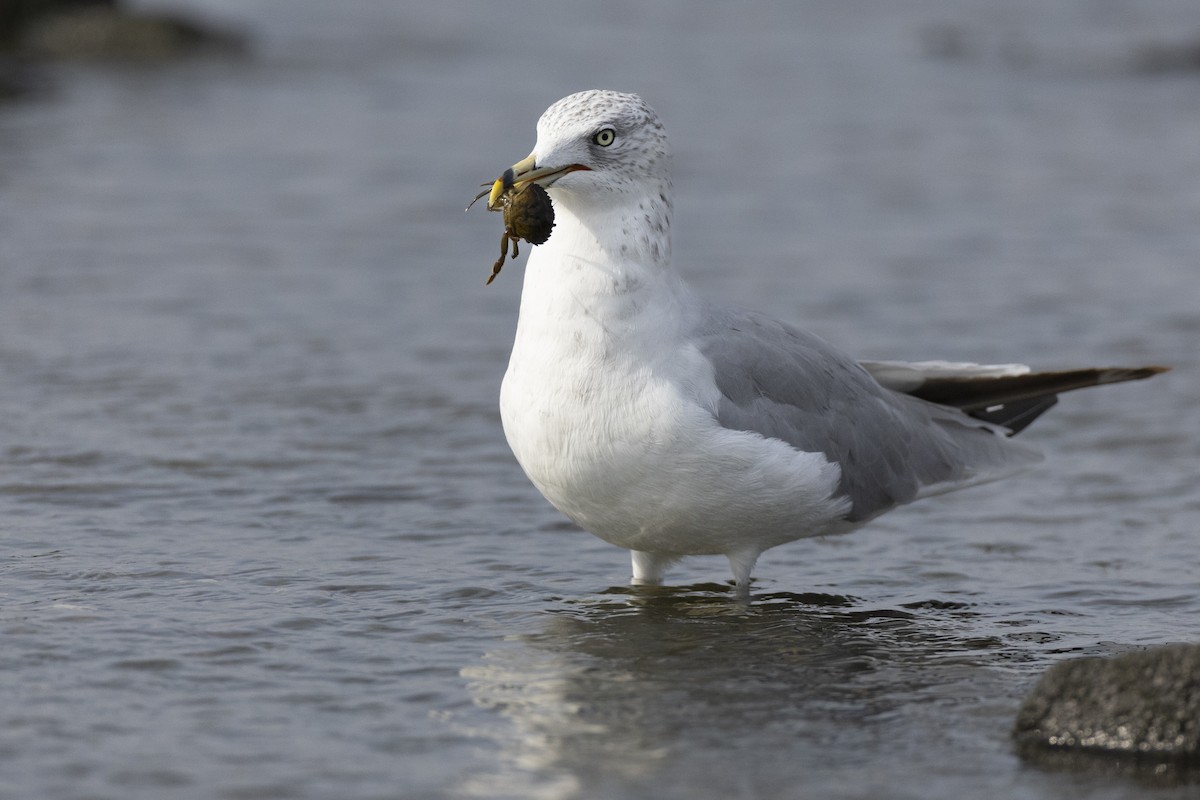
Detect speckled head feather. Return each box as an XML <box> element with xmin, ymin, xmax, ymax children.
<box><xmin>537</xmin><ymin>90</ymin><xmax>665</xmax><ymax>145</ymax></box>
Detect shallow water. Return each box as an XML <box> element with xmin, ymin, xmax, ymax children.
<box><xmin>1</xmin><ymin>1</ymin><xmax>1198</xmax><ymax>798</ymax></box>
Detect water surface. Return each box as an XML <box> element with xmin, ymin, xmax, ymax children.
<box><xmin>1</xmin><ymin>1</ymin><xmax>1198</xmax><ymax>798</ymax></box>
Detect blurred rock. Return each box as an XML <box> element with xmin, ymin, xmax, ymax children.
<box><xmin>21</xmin><ymin>5</ymin><xmax>245</xmax><ymax>60</ymax></box>
<box><xmin>1014</xmin><ymin>644</ymin><xmax>1200</xmax><ymax>783</ymax></box>
<box><xmin>2</xmin><ymin>0</ymin><xmax>112</xmax><ymax>47</ymax></box>
<box><xmin>920</xmin><ymin>21</ymin><xmax>1200</xmax><ymax>76</ymax></box>
<box><xmin>917</xmin><ymin>23</ymin><xmax>1035</xmax><ymax>70</ymax></box>
<box><xmin>1</xmin><ymin>0</ymin><xmax>245</xmax><ymax>62</ymax></box>
<box><xmin>1131</xmin><ymin>37</ymin><xmax>1200</xmax><ymax>74</ymax></box>
<box><xmin>918</xmin><ymin>23</ymin><xmax>971</xmax><ymax>61</ymax></box>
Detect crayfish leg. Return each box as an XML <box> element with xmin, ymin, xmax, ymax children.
<box><xmin>485</xmin><ymin>233</ymin><xmax>512</xmax><ymax>286</ymax></box>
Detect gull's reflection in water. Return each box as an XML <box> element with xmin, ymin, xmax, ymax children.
<box><xmin>458</xmin><ymin>585</ymin><xmax>1007</xmax><ymax>800</ymax></box>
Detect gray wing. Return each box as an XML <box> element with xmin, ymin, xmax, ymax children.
<box><xmin>692</xmin><ymin>306</ymin><xmax>1041</xmax><ymax>522</ymax></box>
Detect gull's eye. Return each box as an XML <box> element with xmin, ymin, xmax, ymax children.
<box><xmin>592</xmin><ymin>128</ymin><xmax>616</xmax><ymax>147</ymax></box>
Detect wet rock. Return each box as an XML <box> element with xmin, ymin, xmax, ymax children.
<box><xmin>1131</xmin><ymin>37</ymin><xmax>1200</xmax><ymax>74</ymax></box>
<box><xmin>0</xmin><ymin>2</ymin><xmax>246</xmax><ymax>106</ymax></box>
<box><xmin>1014</xmin><ymin>644</ymin><xmax>1200</xmax><ymax>782</ymax></box>
<box><xmin>2</xmin><ymin>0</ymin><xmax>112</xmax><ymax>48</ymax></box>
<box><xmin>918</xmin><ymin>21</ymin><xmax>1200</xmax><ymax>76</ymax></box>
<box><xmin>21</xmin><ymin>5</ymin><xmax>245</xmax><ymax>60</ymax></box>
<box><xmin>1</xmin><ymin>0</ymin><xmax>245</xmax><ymax>61</ymax></box>
<box><xmin>916</xmin><ymin>23</ymin><xmax>1035</xmax><ymax>69</ymax></box>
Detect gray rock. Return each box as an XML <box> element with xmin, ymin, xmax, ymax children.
<box><xmin>21</xmin><ymin>6</ymin><xmax>245</xmax><ymax>60</ymax></box>
<box><xmin>1014</xmin><ymin>644</ymin><xmax>1200</xmax><ymax>783</ymax></box>
<box><xmin>1131</xmin><ymin>37</ymin><xmax>1200</xmax><ymax>74</ymax></box>
<box><xmin>1</xmin><ymin>0</ymin><xmax>115</xmax><ymax>48</ymax></box>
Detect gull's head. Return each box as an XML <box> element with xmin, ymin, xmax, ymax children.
<box><xmin>489</xmin><ymin>90</ymin><xmax>672</xmax><ymax>215</ymax></box>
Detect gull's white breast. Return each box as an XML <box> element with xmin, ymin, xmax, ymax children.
<box><xmin>498</xmin><ymin>209</ymin><xmax>849</xmax><ymax>558</ymax></box>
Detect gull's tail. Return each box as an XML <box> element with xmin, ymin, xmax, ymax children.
<box><xmin>860</xmin><ymin>361</ymin><xmax>1170</xmax><ymax>435</ymax></box>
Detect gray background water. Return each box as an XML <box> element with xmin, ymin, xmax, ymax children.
<box><xmin>1</xmin><ymin>1</ymin><xmax>1198</xmax><ymax>798</ymax></box>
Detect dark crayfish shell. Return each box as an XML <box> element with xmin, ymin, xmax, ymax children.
<box><xmin>502</xmin><ymin>182</ymin><xmax>555</xmax><ymax>245</ymax></box>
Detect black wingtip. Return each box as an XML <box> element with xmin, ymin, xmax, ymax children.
<box><xmin>970</xmin><ymin>395</ymin><xmax>1059</xmax><ymax>436</ymax></box>
<box><xmin>910</xmin><ymin>364</ymin><xmax>1169</xmax><ymax>435</ymax></box>
<box><xmin>1109</xmin><ymin>365</ymin><xmax>1171</xmax><ymax>381</ymax></box>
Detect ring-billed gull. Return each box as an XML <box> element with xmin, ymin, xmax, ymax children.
<box><xmin>479</xmin><ymin>89</ymin><xmax>1166</xmax><ymax>595</ymax></box>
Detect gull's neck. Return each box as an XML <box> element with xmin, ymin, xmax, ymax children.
<box><xmin>517</xmin><ymin>185</ymin><xmax>680</xmax><ymax>310</ymax></box>
<box><xmin>560</xmin><ymin>184</ymin><xmax>673</xmax><ymax>270</ymax></box>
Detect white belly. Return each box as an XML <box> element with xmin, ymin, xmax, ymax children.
<box><xmin>499</xmin><ymin>332</ymin><xmax>850</xmax><ymax>557</ymax></box>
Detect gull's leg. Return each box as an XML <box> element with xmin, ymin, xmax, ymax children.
<box><xmin>726</xmin><ymin>549</ymin><xmax>761</xmax><ymax>599</ymax></box>
<box><xmin>631</xmin><ymin>551</ymin><xmax>673</xmax><ymax>585</ymax></box>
